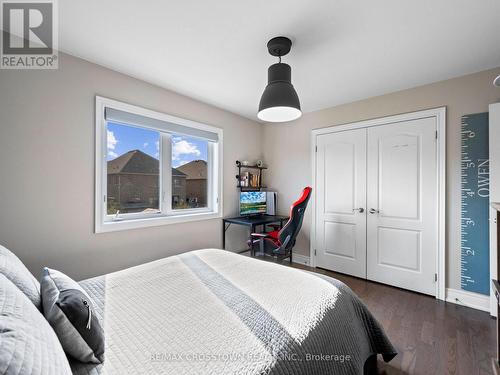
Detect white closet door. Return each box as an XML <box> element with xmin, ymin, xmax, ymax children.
<box><xmin>366</xmin><ymin>117</ymin><xmax>437</xmax><ymax>295</ymax></box>
<box><xmin>315</xmin><ymin>129</ymin><xmax>367</xmax><ymax>278</ymax></box>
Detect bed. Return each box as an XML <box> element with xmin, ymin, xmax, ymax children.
<box><xmin>70</xmin><ymin>249</ymin><xmax>396</xmax><ymax>374</ymax></box>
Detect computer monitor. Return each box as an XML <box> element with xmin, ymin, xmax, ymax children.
<box><xmin>240</xmin><ymin>192</ymin><xmax>267</xmax><ymax>216</ymax></box>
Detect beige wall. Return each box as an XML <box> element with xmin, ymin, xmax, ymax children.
<box><xmin>0</xmin><ymin>52</ymin><xmax>262</xmax><ymax>280</ymax></box>
<box><xmin>262</xmin><ymin>67</ymin><xmax>500</xmax><ymax>289</ymax></box>
<box><xmin>1</xmin><ymin>43</ymin><xmax>499</xmax><ymax>290</ymax></box>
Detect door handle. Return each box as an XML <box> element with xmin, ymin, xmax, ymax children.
<box><xmin>352</xmin><ymin>208</ymin><xmax>364</xmax><ymax>213</ymax></box>
<box><xmin>369</xmin><ymin>208</ymin><xmax>380</xmax><ymax>214</ymax></box>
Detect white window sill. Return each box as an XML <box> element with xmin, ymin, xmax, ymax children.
<box><xmin>95</xmin><ymin>211</ymin><xmax>221</xmax><ymax>233</ymax></box>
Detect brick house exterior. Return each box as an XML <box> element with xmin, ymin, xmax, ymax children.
<box><xmin>177</xmin><ymin>160</ymin><xmax>208</xmax><ymax>208</ymax></box>
<box><xmin>107</xmin><ymin>150</ymin><xmax>186</xmax><ymax>213</ymax></box>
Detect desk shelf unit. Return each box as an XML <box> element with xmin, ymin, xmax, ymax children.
<box><xmin>236</xmin><ymin>160</ymin><xmax>267</xmax><ymax>192</ymax></box>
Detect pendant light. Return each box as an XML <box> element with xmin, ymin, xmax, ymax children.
<box><xmin>258</xmin><ymin>36</ymin><xmax>301</xmax><ymax>122</ymax></box>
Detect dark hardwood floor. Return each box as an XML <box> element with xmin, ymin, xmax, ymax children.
<box><xmin>248</xmin><ymin>253</ymin><xmax>496</xmax><ymax>375</ymax></box>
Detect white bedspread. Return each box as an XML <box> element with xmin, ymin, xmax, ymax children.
<box><xmin>72</xmin><ymin>249</ymin><xmax>395</xmax><ymax>374</ymax></box>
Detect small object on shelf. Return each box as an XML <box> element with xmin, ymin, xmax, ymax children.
<box><xmin>249</xmin><ymin>173</ymin><xmax>259</xmax><ymax>188</ymax></box>
<box><xmin>236</xmin><ymin>160</ymin><xmax>268</xmax><ymax>170</ymax></box>
<box><xmin>241</xmin><ymin>160</ymin><xmax>249</xmax><ymax>166</ymax></box>
<box><xmin>236</xmin><ymin>160</ymin><xmax>267</xmax><ymax>191</ymax></box>
<box><xmin>241</xmin><ymin>172</ymin><xmax>249</xmax><ymax>187</ymax></box>
<box><xmin>256</xmin><ymin>160</ymin><xmax>264</xmax><ymax>168</ymax></box>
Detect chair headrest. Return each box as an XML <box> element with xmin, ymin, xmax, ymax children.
<box><xmin>291</xmin><ymin>186</ymin><xmax>312</xmax><ymax>209</ymax></box>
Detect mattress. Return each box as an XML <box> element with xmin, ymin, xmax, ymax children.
<box><xmin>71</xmin><ymin>249</ymin><xmax>396</xmax><ymax>374</ymax></box>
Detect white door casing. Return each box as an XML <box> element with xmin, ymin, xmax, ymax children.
<box><xmin>489</xmin><ymin>103</ymin><xmax>500</xmax><ymax>316</ymax></box>
<box><xmin>366</xmin><ymin>118</ymin><xmax>438</xmax><ymax>295</ymax></box>
<box><xmin>315</xmin><ymin>129</ymin><xmax>367</xmax><ymax>278</ymax></box>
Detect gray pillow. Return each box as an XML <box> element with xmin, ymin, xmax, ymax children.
<box><xmin>0</xmin><ymin>244</ymin><xmax>41</xmax><ymax>310</ymax></box>
<box><xmin>0</xmin><ymin>273</ymin><xmax>72</xmax><ymax>375</ymax></box>
<box><xmin>41</xmin><ymin>267</ymin><xmax>105</xmax><ymax>364</ymax></box>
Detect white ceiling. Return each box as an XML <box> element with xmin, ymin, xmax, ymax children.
<box><xmin>60</xmin><ymin>1</ymin><xmax>500</xmax><ymax>122</ymax></box>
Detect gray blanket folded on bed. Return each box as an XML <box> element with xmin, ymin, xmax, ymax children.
<box><xmin>71</xmin><ymin>249</ymin><xmax>396</xmax><ymax>375</ymax></box>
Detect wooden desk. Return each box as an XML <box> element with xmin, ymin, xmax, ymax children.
<box><xmin>222</xmin><ymin>215</ymin><xmax>288</xmax><ymax>251</ymax></box>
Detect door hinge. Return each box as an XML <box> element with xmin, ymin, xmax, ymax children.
<box><xmin>434</xmin><ymin>273</ymin><xmax>438</xmax><ymax>282</ymax></box>
<box><xmin>315</xmin><ymin>146</ymin><xmax>318</xmax><ymax>152</ymax></box>
<box><xmin>314</xmin><ymin>249</ymin><xmax>317</xmax><ymax>256</ymax></box>
<box><xmin>435</xmin><ymin>130</ymin><xmax>438</xmax><ymax>139</ymax></box>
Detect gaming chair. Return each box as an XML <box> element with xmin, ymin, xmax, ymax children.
<box><xmin>249</xmin><ymin>186</ymin><xmax>312</xmax><ymax>262</ymax></box>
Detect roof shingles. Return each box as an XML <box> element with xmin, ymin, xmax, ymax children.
<box><xmin>107</xmin><ymin>150</ymin><xmax>186</xmax><ymax>176</ymax></box>
<box><xmin>176</xmin><ymin>160</ymin><xmax>207</xmax><ymax>180</ymax></box>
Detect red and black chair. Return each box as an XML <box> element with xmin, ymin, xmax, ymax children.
<box><xmin>249</xmin><ymin>187</ymin><xmax>312</xmax><ymax>262</ymax></box>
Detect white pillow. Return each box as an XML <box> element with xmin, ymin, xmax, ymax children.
<box><xmin>0</xmin><ymin>244</ymin><xmax>41</xmax><ymax>310</ymax></box>
<box><xmin>0</xmin><ymin>273</ymin><xmax>72</xmax><ymax>375</ymax></box>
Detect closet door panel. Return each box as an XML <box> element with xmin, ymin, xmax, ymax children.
<box><xmin>315</xmin><ymin>129</ymin><xmax>367</xmax><ymax>277</ymax></box>
<box><xmin>366</xmin><ymin>117</ymin><xmax>437</xmax><ymax>295</ymax></box>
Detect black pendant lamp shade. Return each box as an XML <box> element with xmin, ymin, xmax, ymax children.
<box><xmin>258</xmin><ymin>37</ymin><xmax>301</xmax><ymax>122</ymax></box>
<box><xmin>495</xmin><ymin>74</ymin><xmax>500</xmax><ymax>87</ymax></box>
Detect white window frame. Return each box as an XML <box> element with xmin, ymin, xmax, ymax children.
<box><xmin>95</xmin><ymin>96</ymin><xmax>223</xmax><ymax>233</ymax></box>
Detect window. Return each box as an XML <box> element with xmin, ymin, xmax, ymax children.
<box><xmin>95</xmin><ymin>97</ymin><xmax>222</xmax><ymax>233</ymax></box>
<box><xmin>106</xmin><ymin>123</ymin><xmax>160</xmax><ymax>215</ymax></box>
<box><xmin>171</xmin><ymin>134</ymin><xmax>208</xmax><ymax>210</ymax></box>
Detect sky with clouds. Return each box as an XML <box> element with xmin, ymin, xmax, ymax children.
<box><xmin>107</xmin><ymin>122</ymin><xmax>207</xmax><ymax>167</ymax></box>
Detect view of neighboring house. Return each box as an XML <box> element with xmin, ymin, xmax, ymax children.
<box><xmin>177</xmin><ymin>160</ymin><xmax>208</xmax><ymax>208</ymax></box>
<box><xmin>106</xmin><ymin>151</ymin><xmax>208</xmax><ymax>214</ymax></box>
<box><xmin>107</xmin><ymin>150</ymin><xmax>186</xmax><ymax>214</ymax></box>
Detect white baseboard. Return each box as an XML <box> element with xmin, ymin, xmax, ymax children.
<box><xmin>239</xmin><ymin>249</ymin><xmax>311</xmax><ymax>266</ymax></box>
<box><xmin>445</xmin><ymin>288</ymin><xmax>490</xmax><ymax>313</ymax></box>
<box><xmin>286</xmin><ymin>258</ymin><xmax>489</xmax><ymax>313</ymax></box>
<box><xmin>292</xmin><ymin>254</ymin><xmax>310</xmax><ymax>266</ymax></box>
